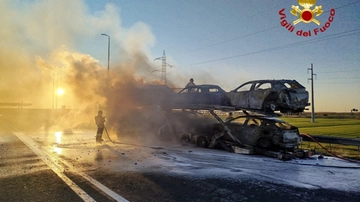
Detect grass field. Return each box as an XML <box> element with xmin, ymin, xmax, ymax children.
<box><xmin>215</xmin><ymin>113</ymin><xmax>360</xmax><ymax>138</ymax></box>
<box><xmin>281</xmin><ymin>117</ymin><xmax>360</xmax><ymax>159</ymax></box>
<box><xmin>282</xmin><ymin>117</ymin><xmax>360</xmax><ymax>138</ymax></box>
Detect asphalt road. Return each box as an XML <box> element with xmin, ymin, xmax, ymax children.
<box><xmin>1</xmin><ymin>109</ymin><xmax>360</xmax><ymax>202</ymax></box>
<box><xmin>0</xmin><ymin>127</ymin><xmax>84</xmax><ymax>201</ymax></box>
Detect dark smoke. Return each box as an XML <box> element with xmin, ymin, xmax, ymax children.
<box><xmin>0</xmin><ymin>0</ymin><xmax>219</xmax><ymax>145</ymax></box>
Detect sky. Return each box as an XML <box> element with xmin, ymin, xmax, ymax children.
<box><xmin>0</xmin><ymin>0</ymin><xmax>359</xmax><ymax>112</ymax></box>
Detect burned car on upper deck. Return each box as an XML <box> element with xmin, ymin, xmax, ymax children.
<box><xmin>169</xmin><ymin>84</ymin><xmax>232</xmax><ymax>109</ymax></box>
<box><xmin>211</xmin><ymin>115</ymin><xmax>302</xmax><ymax>151</ymax></box>
<box><xmin>134</xmin><ymin>84</ymin><xmax>175</xmax><ymax>107</ymax></box>
<box><xmin>228</xmin><ymin>80</ymin><xmax>310</xmax><ymax>113</ymax></box>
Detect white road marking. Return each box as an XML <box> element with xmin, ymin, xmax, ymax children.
<box><xmin>13</xmin><ymin>131</ymin><xmax>96</xmax><ymax>202</ymax></box>
<box><xmin>12</xmin><ymin>131</ymin><xmax>128</xmax><ymax>202</ymax></box>
<box><xmin>46</xmin><ymin>150</ymin><xmax>129</xmax><ymax>202</ymax></box>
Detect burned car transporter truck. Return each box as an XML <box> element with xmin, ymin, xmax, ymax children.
<box><xmin>134</xmin><ymin>81</ymin><xmax>310</xmax><ymax>160</ymax></box>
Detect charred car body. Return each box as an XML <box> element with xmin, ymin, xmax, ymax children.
<box><xmin>211</xmin><ymin>115</ymin><xmax>301</xmax><ymax>151</ymax></box>
<box><xmin>160</xmin><ymin>111</ymin><xmax>301</xmax><ymax>153</ymax></box>
<box><xmin>135</xmin><ymin>84</ymin><xmax>231</xmax><ymax>110</ymax></box>
<box><xmin>228</xmin><ymin>80</ymin><xmax>310</xmax><ymax>113</ymax></box>
<box><xmin>168</xmin><ymin>84</ymin><xmax>232</xmax><ymax>109</ymax></box>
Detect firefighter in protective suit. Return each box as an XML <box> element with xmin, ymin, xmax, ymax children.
<box><xmin>95</xmin><ymin>110</ymin><xmax>106</xmax><ymax>142</ymax></box>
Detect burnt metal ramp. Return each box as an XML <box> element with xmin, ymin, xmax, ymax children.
<box><xmin>208</xmin><ymin>109</ymin><xmax>253</xmax><ymax>152</ymax></box>
<box><xmin>170</xmin><ymin>104</ymin><xmax>236</xmax><ymax>111</ymax></box>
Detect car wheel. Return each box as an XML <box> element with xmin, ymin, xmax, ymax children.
<box><xmin>270</xmin><ymin>103</ymin><xmax>276</xmax><ymax>111</ymax></box>
<box><xmin>157</xmin><ymin>124</ymin><xmax>171</xmax><ymax>140</ymax></box>
<box><xmin>197</xmin><ymin>136</ymin><xmax>208</xmax><ymax>148</ymax></box>
<box><xmin>264</xmin><ymin>101</ymin><xmax>276</xmax><ymax>112</ymax></box>
<box><xmin>257</xmin><ymin>138</ymin><xmax>272</xmax><ymax>149</ymax></box>
<box><xmin>180</xmin><ymin>133</ymin><xmax>191</xmax><ymax>144</ymax></box>
<box><xmin>280</xmin><ymin>90</ymin><xmax>290</xmax><ymax>105</ymax></box>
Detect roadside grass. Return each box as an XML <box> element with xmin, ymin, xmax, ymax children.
<box><xmin>282</xmin><ymin>117</ymin><xmax>360</xmax><ymax>159</ymax></box>
<box><xmin>216</xmin><ymin>115</ymin><xmax>360</xmax><ymax>138</ymax></box>
<box><xmin>282</xmin><ymin>118</ymin><xmax>360</xmax><ymax>138</ymax></box>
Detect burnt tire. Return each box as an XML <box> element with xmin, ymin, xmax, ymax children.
<box><xmin>263</xmin><ymin>100</ymin><xmax>276</xmax><ymax>113</ymax></box>
<box><xmin>257</xmin><ymin>138</ymin><xmax>272</xmax><ymax>149</ymax></box>
<box><xmin>180</xmin><ymin>134</ymin><xmax>191</xmax><ymax>144</ymax></box>
<box><xmin>157</xmin><ymin>124</ymin><xmax>171</xmax><ymax>141</ymax></box>
<box><xmin>197</xmin><ymin>136</ymin><xmax>208</xmax><ymax>148</ymax></box>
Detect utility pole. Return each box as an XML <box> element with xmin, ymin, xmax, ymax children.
<box><xmin>154</xmin><ymin>50</ymin><xmax>172</xmax><ymax>84</ymax></box>
<box><xmin>52</xmin><ymin>72</ymin><xmax>55</xmax><ymax>109</ymax></box>
<box><xmin>308</xmin><ymin>63</ymin><xmax>316</xmax><ymax>123</ymax></box>
<box><xmin>101</xmin><ymin>34</ymin><xmax>110</xmax><ymax>75</ymax></box>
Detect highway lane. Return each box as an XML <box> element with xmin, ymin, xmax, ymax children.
<box><xmin>0</xmin><ymin>122</ymin><xmax>84</xmax><ymax>201</ymax></box>
<box><xmin>1</xmin><ymin>115</ymin><xmax>360</xmax><ymax>202</ymax></box>
<box><xmin>0</xmin><ymin>120</ymin><xmax>128</xmax><ymax>202</ymax></box>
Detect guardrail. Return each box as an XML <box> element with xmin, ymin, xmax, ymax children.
<box><xmin>300</xmin><ymin>134</ymin><xmax>360</xmax><ymax>158</ymax></box>
<box><xmin>0</xmin><ymin>102</ymin><xmax>32</xmax><ymax>108</ymax></box>
<box><xmin>301</xmin><ymin>134</ymin><xmax>360</xmax><ymax>146</ymax></box>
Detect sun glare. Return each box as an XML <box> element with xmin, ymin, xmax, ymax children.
<box><xmin>53</xmin><ymin>131</ymin><xmax>63</xmax><ymax>154</ymax></box>
<box><xmin>57</xmin><ymin>88</ymin><xmax>65</xmax><ymax>95</ymax></box>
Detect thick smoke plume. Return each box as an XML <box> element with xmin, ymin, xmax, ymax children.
<box><xmin>0</xmin><ymin>1</ymin><xmax>161</xmax><ymax>126</ymax></box>
<box><xmin>34</xmin><ymin>46</ymin><xmax>173</xmax><ymax>141</ymax></box>
<box><xmin>0</xmin><ymin>0</ymin><xmax>217</xmax><ymax>144</ymax></box>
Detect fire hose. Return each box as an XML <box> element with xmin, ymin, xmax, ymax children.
<box><xmin>103</xmin><ymin>126</ymin><xmax>162</xmax><ymax>149</ymax></box>
<box><xmin>104</xmin><ymin>126</ymin><xmax>116</xmax><ymax>144</ymax></box>
<box><xmin>302</xmin><ymin>133</ymin><xmax>360</xmax><ymax>164</ymax></box>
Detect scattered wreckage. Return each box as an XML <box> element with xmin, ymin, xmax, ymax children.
<box><xmin>130</xmin><ymin>79</ymin><xmax>311</xmax><ymax>160</ymax></box>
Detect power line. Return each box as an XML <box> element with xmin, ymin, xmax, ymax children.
<box><xmin>334</xmin><ymin>0</ymin><xmax>360</xmax><ymax>10</ymax></box>
<box><xmin>193</xmin><ymin>28</ymin><xmax>360</xmax><ymax>65</ymax></box>
<box><xmin>174</xmin><ymin>1</ymin><xmax>360</xmax><ymax>65</ymax></box>
<box><xmin>175</xmin><ymin>0</ymin><xmax>360</xmax><ymax>56</ymax></box>
<box><xmin>317</xmin><ymin>69</ymin><xmax>360</xmax><ymax>74</ymax></box>
<box><xmin>176</xmin><ymin>0</ymin><xmax>360</xmax><ymax>56</ymax></box>
<box><xmin>168</xmin><ymin>0</ymin><xmax>292</xmax><ymax>52</ymax></box>
<box><xmin>322</xmin><ymin>76</ymin><xmax>360</xmax><ymax>80</ymax></box>
<box><xmin>174</xmin><ymin>26</ymin><xmax>279</xmax><ymax>56</ymax></box>
<box><xmin>317</xmin><ymin>81</ymin><xmax>360</xmax><ymax>84</ymax></box>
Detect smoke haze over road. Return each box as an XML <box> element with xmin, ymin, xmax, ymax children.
<box><xmin>0</xmin><ymin>0</ymin><xmax>187</xmax><ymax>132</ymax></box>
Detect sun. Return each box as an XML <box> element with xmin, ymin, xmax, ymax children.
<box><xmin>57</xmin><ymin>88</ymin><xmax>65</xmax><ymax>95</ymax></box>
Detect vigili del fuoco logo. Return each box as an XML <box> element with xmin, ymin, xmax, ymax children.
<box><xmin>279</xmin><ymin>0</ymin><xmax>335</xmax><ymax>37</ymax></box>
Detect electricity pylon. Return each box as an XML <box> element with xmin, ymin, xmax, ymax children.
<box><xmin>154</xmin><ymin>50</ymin><xmax>173</xmax><ymax>84</ymax></box>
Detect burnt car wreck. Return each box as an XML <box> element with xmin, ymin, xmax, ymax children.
<box><xmin>170</xmin><ymin>84</ymin><xmax>232</xmax><ymax>109</ymax></box>
<box><xmin>228</xmin><ymin>80</ymin><xmax>310</xmax><ymax>113</ymax></box>
<box><xmin>158</xmin><ymin>110</ymin><xmax>307</xmax><ymax>160</ymax></box>
<box><xmin>135</xmin><ymin>84</ymin><xmax>232</xmax><ymax>110</ymax></box>
<box><xmin>211</xmin><ymin>115</ymin><xmax>301</xmax><ymax>151</ymax></box>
